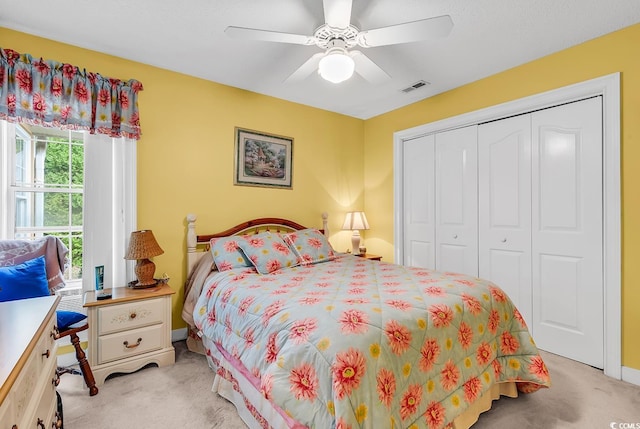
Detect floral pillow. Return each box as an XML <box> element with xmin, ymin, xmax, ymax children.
<box><xmin>235</xmin><ymin>231</ymin><xmax>298</xmax><ymax>274</ymax></box>
<box><xmin>210</xmin><ymin>236</ymin><xmax>252</xmax><ymax>272</ymax></box>
<box><xmin>282</xmin><ymin>228</ymin><xmax>336</xmax><ymax>265</ymax></box>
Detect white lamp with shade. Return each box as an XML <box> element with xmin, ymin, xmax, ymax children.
<box><xmin>342</xmin><ymin>211</ymin><xmax>370</xmax><ymax>255</ymax></box>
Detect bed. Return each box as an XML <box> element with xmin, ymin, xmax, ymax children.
<box><xmin>182</xmin><ymin>214</ymin><xmax>550</xmax><ymax>429</ymax></box>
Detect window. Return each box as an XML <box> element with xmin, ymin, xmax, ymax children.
<box><xmin>5</xmin><ymin>123</ymin><xmax>85</xmax><ymax>285</ymax></box>
<box><xmin>1</xmin><ymin>120</ymin><xmax>137</xmax><ymax>294</ymax></box>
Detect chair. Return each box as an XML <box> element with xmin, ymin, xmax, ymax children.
<box><xmin>0</xmin><ymin>237</ymin><xmax>99</xmax><ymax>396</ymax></box>
<box><xmin>55</xmin><ymin>311</ymin><xmax>99</xmax><ymax>396</ymax></box>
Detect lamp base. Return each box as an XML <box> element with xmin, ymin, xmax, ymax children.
<box><xmin>131</xmin><ymin>258</ymin><xmax>158</xmax><ymax>288</ymax></box>
<box><xmin>127</xmin><ymin>279</ymin><xmax>159</xmax><ymax>289</ymax></box>
<box><xmin>351</xmin><ymin>231</ymin><xmax>362</xmax><ymax>255</ymax></box>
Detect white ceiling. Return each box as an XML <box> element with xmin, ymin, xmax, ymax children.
<box><xmin>2</xmin><ymin>0</ymin><xmax>640</xmax><ymax>119</ymax></box>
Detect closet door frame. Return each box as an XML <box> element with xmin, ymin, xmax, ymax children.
<box><xmin>393</xmin><ymin>73</ymin><xmax>621</xmax><ymax>379</ymax></box>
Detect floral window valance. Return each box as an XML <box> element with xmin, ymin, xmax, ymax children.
<box><xmin>0</xmin><ymin>47</ymin><xmax>143</xmax><ymax>139</ymax></box>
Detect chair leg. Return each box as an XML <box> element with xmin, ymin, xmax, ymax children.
<box><xmin>70</xmin><ymin>332</ymin><xmax>99</xmax><ymax>396</ymax></box>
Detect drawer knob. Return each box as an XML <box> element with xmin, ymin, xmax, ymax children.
<box><xmin>53</xmin><ymin>411</ymin><xmax>63</xmax><ymax>428</ymax></box>
<box><xmin>52</xmin><ymin>372</ymin><xmax>61</xmax><ymax>387</ymax></box>
<box><xmin>42</xmin><ymin>349</ymin><xmax>50</xmax><ymax>359</ymax></box>
<box><xmin>51</xmin><ymin>326</ymin><xmax>60</xmax><ymax>339</ymax></box>
<box><xmin>37</xmin><ymin>418</ymin><xmax>45</xmax><ymax>429</ymax></box>
<box><xmin>129</xmin><ymin>312</ymin><xmax>137</xmax><ymax>319</ymax></box>
<box><xmin>123</xmin><ymin>337</ymin><xmax>143</xmax><ymax>349</ymax></box>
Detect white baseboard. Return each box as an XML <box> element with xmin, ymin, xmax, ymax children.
<box><xmin>171</xmin><ymin>327</ymin><xmax>188</xmax><ymax>342</ymax></box>
<box><xmin>622</xmin><ymin>365</ymin><xmax>640</xmax><ymax>386</ymax></box>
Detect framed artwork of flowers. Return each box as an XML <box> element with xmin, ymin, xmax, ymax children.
<box><xmin>234</xmin><ymin>127</ymin><xmax>293</xmax><ymax>189</ymax></box>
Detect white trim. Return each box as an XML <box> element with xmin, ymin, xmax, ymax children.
<box><xmin>622</xmin><ymin>366</ymin><xmax>640</xmax><ymax>387</ymax></box>
<box><xmin>394</xmin><ymin>73</ymin><xmax>621</xmax><ymax>379</ymax></box>
<box><xmin>171</xmin><ymin>327</ymin><xmax>188</xmax><ymax>342</ymax></box>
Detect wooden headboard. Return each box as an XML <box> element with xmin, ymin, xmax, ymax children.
<box><xmin>186</xmin><ymin>213</ymin><xmax>329</xmax><ymax>274</ymax></box>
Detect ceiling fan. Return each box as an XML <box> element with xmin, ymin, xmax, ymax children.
<box><xmin>225</xmin><ymin>0</ymin><xmax>453</xmax><ymax>84</ymax></box>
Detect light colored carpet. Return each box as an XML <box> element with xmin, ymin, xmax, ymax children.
<box><xmin>57</xmin><ymin>341</ymin><xmax>640</xmax><ymax>428</ymax></box>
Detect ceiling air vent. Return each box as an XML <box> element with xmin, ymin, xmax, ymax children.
<box><xmin>401</xmin><ymin>80</ymin><xmax>430</xmax><ymax>93</ymax></box>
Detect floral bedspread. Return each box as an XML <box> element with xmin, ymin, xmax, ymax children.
<box><xmin>194</xmin><ymin>255</ymin><xmax>550</xmax><ymax>429</ymax></box>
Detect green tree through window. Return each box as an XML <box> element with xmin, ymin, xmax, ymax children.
<box><xmin>12</xmin><ymin>126</ymin><xmax>85</xmax><ymax>281</ymax></box>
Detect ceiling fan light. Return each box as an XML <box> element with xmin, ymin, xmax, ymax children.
<box><xmin>318</xmin><ymin>50</ymin><xmax>355</xmax><ymax>84</ymax></box>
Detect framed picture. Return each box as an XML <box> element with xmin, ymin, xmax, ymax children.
<box><xmin>234</xmin><ymin>127</ymin><xmax>293</xmax><ymax>189</ymax></box>
<box><xmin>95</xmin><ymin>265</ymin><xmax>104</xmax><ymax>290</ymax></box>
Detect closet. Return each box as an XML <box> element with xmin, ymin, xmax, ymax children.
<box><xmin>401</xmin><ymin>97</ymin><xmax>604</xmax><ymax>368</ymax></box>
<box><xmin>402</xmin><ymin>126</ymin><xmax>477</xmax><ymax>276</ymax></box>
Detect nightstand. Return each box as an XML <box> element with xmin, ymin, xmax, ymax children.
<box><xmin>83</xmin><ymin>283</ymin><xmax>175</xmax><ymax>385</ymax></box>
<box><xmin>358</xmin><ymin>253</ymin><xmax>382</xmax><ymax>261</ymax></box>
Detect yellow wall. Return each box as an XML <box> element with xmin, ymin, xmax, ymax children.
<box><xmin>0</xmin><ymin>27</ymin><xmax>365</xmax><ymax>331</ymax></box>
<box><xmin>364</xmin><ymin>23</ymin><xmax>640</xmax><ymax>370</ymax></box>
<box><xmin>3</xmin><ymin>22</ymin><xmax>639</xmax><ymax>371</ymax></box>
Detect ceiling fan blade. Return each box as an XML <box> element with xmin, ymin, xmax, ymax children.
<box><xmin>284</xmin><ymin>52</ymin><xmax>325</xmax><ymax>83</ymax></box>
<box><xmin>225</xmin><ymin>26</ymin><xmax>316</xmax><ymax>45</ymax></box>
<box><xmin>357</xmin><ymin>15</ymin><xmax>453</xmax><ymax>47</ymax></box>
<box><xmin>350</xmin><ymin>50</ymin><xmax>391</xmax><ymax>85</ymax></box>
<box><xmin>323</xmin><ymin>0</ymin><xmax>352</xmax><ymax>29</ymax></box>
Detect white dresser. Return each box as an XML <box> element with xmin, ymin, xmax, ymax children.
<box><xmin>83</xmin><ymin>283</ymin><xmax>175</xmax><ymax>385</ymax></box>
<box><xmin>0</xmin><ymin>295</ymin><xmax>62</xmax><ymax>429</ymax></box>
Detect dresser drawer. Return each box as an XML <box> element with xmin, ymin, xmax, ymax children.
<box><xmin>98</xmin><ymin>324</ymin><xmax>164</xmax><ymax>364</ymax></box>
<box><xmin>0</xmin><ymin>296</ymin><xmax>59</xmax><ymax>429</ymax></box>
<box><xmin>25</xmin><ymin>360</ymin><xmax>58</xmax><ymax>429</ymax></box>
<box><xmin>37</xmin><ymin>316</ymin><xmax>57</xmax><ymax>374</ymax></box>
<box><xmin>0</xmin><ymin>396</ymin><xmax>12</xmax><ymax>429</ymax></box>
<box><xmin>9</xmin><ymin>311</ymin><xmax>58</xmax><ymax>427</ymax></box>
<box><xmin>98</xmin><ymin>297</ymin><xmax>165</xmax><ymax>335</ymax></box>
<box><xmin>12</xmin><ymin>343</ymin><xmax>39</xmax><ymax>423</ymax></box>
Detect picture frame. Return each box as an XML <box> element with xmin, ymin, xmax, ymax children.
<box><xmin>234</xmin><ymin>127</ymin><xmax>293</xmax><ymax>189</ymax></box>
<box><xmin>95</xmin><ymin>265</ymin><xmax>104</xmax><ymax>290</ymax></box>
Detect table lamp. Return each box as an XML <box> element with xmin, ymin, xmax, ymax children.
<box><xmin>124</xmin><ymin>230</ymin><xmax>164</xmax><ymax>288</ymax></box>
<box><xmin>342</xmin><ymin>211</ymin><xmax>370</xmax><ymax>255</ymax></box>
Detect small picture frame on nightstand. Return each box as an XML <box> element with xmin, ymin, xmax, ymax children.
<box><xmin>95</xmin><ymin>265</ymin><xmax>104</xmax><ymax>290</ymax></box>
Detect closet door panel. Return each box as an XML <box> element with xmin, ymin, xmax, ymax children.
<box><xmin>402</xmin><ymin>135</ymin><xmax>435</xmax><ymax>269</ymax></box>
<box><xmin>531</xmin><ymin>97</ymin><xmax>603</xmax><ymax>368</ymax></box>
<box><xmin>435</xmin><ymin>126</ymin><xmax>478</xmax><ymax>276</ymax></box>
<box><xmin>478</xmin><ymin>115</ymin><xmax>532</xmax><ymax>325</ymax></box>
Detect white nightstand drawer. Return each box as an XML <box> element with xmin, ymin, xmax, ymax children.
<box><xmin>84</xmin><ymin>284</ymin><xmax>175</xmax><ymax>385</ymax></box>
<box><xmin>98</xmin><ymin>297</ymin><xmax>165</xmax><ymax>335</ymax></box>
<box><xmin>98</xmin><ymin>324</ymin><xmax>164</xmax><ymax>364</ymax></box>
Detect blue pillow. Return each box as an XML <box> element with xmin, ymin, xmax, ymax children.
<box><xmin>56</xmin><ymin>310</ymin><xmax>87</xmax><ymax>330</ymax></box>
<box><xmin>0</xmin><ymin>256</ymin><xmax>50</xmax><ymax>302</ymax></box>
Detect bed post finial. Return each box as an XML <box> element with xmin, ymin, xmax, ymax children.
<box><xmin>321</xmin><ymin>212</ymin><xmax>329</xmax><ymax>237</ymax></box>
<box><xmin>187</xmin><ymin>213</ymin><xmax>197</xmax><ymax>255</ymax></box>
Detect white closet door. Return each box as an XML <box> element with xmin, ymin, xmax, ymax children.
<box><xmin>531</xmin><ymin>98</ymin><xmax>603</xmax><ymax>368</ymax></box>
<box><xmin>402</xmin><ymin>134</ymin><xmax>436</xmax><ymax>269</ymax></box>
<box><xmin>478</xmin><ymin>115</ymin><xmax>533</xmax><ymax>326</ymax></box>
<box><xmin>435</xmin><ymin>126</ymin><xmax>478</xmax><ymax>276</ymax></box>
